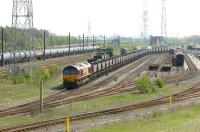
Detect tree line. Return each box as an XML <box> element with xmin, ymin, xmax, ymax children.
<box><xmin>0</xmin><ymin>26</ymin><xmax>91</xmax><ymax>51</ymax></box>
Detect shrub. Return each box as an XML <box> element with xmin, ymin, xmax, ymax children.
<box><xmin>24</xmin><ymin>72</ymin><xmax>32</xmax><ymax>79</ymax></box>
<box><xmin>155</xmin><ymin>78</ymin><xmax>164</xmax><ymax>88</ymax></box>
<box><xmin>11</xmin><ymin>73</ymin><xmax>26</xmax><ymax>84</ymax></box>
<box><xmin>4</xmin><ymin>64</ymin><xmax>60</xmax><ymax>85</ymax></box>
<box><xmin>136</xmin><ymin>75</ymin><xmax>154</xmax><ymax>93</ymax></box>
<box><xmin>43</xmin><ymin>69</ymin><xmax>51</xmax><ymax>81</ymax></box>
<box><xmin>48</xmin><ymin>65</ymin><xmax>59</xmax><ymax>77</ymax></box>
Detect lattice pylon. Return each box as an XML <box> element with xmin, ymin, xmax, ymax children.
<box><xmin>12</xmin><ymin>0</ymin><xmax>34</xmax><ymax>73</ymax></box>
<box><xmin>161</xmin><ymin>0</ymin><xmax>167</xmax><ymax>39</ymax></box>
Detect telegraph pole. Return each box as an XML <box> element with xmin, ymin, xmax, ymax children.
<box><xmin>1</xmin><ymin>28</ymin><xmax>4</xmax><ymax>67</ymax></box>
<box><xmin>79</xmin><ymin>35</ymin><xmax>81</xmax><ymax>44</ymax></box>
<box><xmin>43</xmin><ymin>31</ymin><xmax>46</xmax><ymax>61</ymax></box>
<box><xmin>83</xmin><ymin>34</ymin><xmax>85</xmax><ymax>53</ymax></box>
<box><xmin>40</xmin><ymin>78</ymin><xmax>43</xmax><ymax>113</ymax></box>
<box><xmin>87</xmin><ymin>36</ymin><xmax>88</xmax><ymax>44</ymax></box>
<box><xmin>104</xmin><ymin>35</ymin><xmax>106</xmax><ymax>48</ymax></box>
<box><xmin>68</xmin><ymin>32</ymin><xmax>71</xmax><ymax>56</ymax></box>
<box><xmin>93</xmin><ymin>35</ymin><xmax>95</xmax><ymax>50</ymax></box>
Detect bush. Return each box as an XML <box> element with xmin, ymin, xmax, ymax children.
<box><xmin>11</xmin><ymin>73</ymin><xmax>26</xmax><ymax>84</ymax></box>
<box><xmin>43</xmin><ymin>69</ymin><xmax>51</xmax><ymax>81</ymax></box>
<box><xmin>25</xmin><ymin>72</ymin><xmax>32</xmax><ymax>80</ymax></box>
<box><xmin>136</xmin><ymin>75</ymin><xmax>155</xmax><ymax>93</ymax></box>
<box><xmin>48</xmin><ymin>65</ymin><xmax>59</xmax><ymax>77</ymax></box>
<box><xmin>3</xmin><ymin>64</ymin><xmax>60</xmax><ymax>85</ymax></box>
<box><xmin>155</xmin><ymin>78</ymin><xmax>164</xmax><ymax>88</ymax></box>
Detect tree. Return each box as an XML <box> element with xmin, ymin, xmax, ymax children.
<box><xmin>155</xmin><ymin>78</ymin><xmax>164</xmax><ymax>88</ymax></box>
<box><xmin>0</xmin><ymin>26</ymin><xmax>79</xmax><ymax>50</ymax></box>
<box><xmin>136</xmin><ymin>75</ymin><xmax>155</xmax><ymax>93</ymax></box>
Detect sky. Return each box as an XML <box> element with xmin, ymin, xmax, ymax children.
<box><xmin>0</xmin><ymin>0</ymin><xmax>200</xmax><ymax>37</ymax></box>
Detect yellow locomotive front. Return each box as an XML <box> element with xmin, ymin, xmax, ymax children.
<box><xmin>63</xmin><ymin>63</ymin><xmax>92</xmax><ymax>89</ymax></box>
<box><xmin>63</xmin><ymin>66</ymin><xmax>80</xmax><ymax>88</ymax></box>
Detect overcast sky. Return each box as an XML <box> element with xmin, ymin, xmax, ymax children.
<box><xmin>0</xmin><ymin>0</ymin><xmax>200</xmax><ymax>37</ymax></box>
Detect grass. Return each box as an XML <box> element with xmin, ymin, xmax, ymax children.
<box><xmin>0</xmin><ymin>84</ymin><xmax>39</xmax><ymax>105</ymax></box>
<box><xmin>0</xmin><ymin>85</ymin><xmax>186</xmax><ymax>127</ymax></box>
<box><xmin>0</xmin><ymin>74</ymin><xmax>62</xmax><ymax>106</ymax></box>
<box><xmin>0</xmin><ymin>42</ymin><xmax>140</xmax><ymax>105</ymax></box>
<box><xmin>86</xmin><ymin>103</ymin><xmax>200</xmax><ymax>132</ymax></box>
<box><xmin>0</xmin><ymin>64</ymin><xmax>64</xmax><ymax>106</ymax></box>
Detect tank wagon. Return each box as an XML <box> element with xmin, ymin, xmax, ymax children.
<box><xmin>63</xmin><ymin>49</ymin><xmax>149</xmax><ymax>89</ymax></box>
<box><xmin>175</xmin><ymin>48</ymin><xmax>184</xmax><ymax>66</ymax></box>
<box><xmin>0</xmin><ymin>46</ymin><xmax>97</xmax><ymax>64</ymax></box>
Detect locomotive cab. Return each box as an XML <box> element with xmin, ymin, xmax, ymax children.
<box><xmin>63</xmin><ymin>62</ymin><xmax>92</xmax><ymax>89</ymax></box>
<box><xmin>63</xmin><ymin>66</ymin><xmax>79</xmax><ymax>88</ymax></box>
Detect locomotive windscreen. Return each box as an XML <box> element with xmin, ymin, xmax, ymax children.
<box><xmin>63</xmin><ymin>67</ymin><xmax>78</xmax><ymax>75</ymax></box>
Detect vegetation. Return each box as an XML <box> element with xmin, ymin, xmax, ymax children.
<box><xmin>86</xmin><ymin>103</ymin><xmax>200</xmax><ymax>132</ymax></box>
<box><xmin>5</xmin><ymin>65</ymin><xmax>60</xmax><ymax>85</ymax></box>
<box><xmin>136</xmin><ymin>75</ymin><xmax>155</xmax><ymax>93</ymax></box>
<box><xmin>0</xmin><ymin>85</ymin><xmax>181</xmax><ymax>127</ymax></box>
<box><xmin>155</xmin><ymin>78</ymin><xmax>164</xmax><ymax>88</ymax></box>
<box><xmin>0</xmin><ymin>65</ymin><xmax>63</xmax><ymax>106</ymax></box>
<box><xmin>136</xmin><ymin>76</ymin><xmax>165</xmax><ymax>93</ymax></box>
<box><xmin>0</xmin><ymin>26</ymin><xmax>81</xmax><ymax>49</ymax></box>
<box><xmin>2</xmin><ymin>25</ymin><xmax>199</xmax><ymax>51</ymax></box>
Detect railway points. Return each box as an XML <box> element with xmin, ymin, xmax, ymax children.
<box><xmin>0</xmin><ymin>46</ymin><xmax>200</xmax><ymax>132</ymax></box>
<box><xmin>0</xmin><ymin>48</ymin><xmax>167</xmax><ymax>116</ymax></box>
<box><xmin>2</xmin><ymin>78</ymin><xmax>200</xmax><ymax>131</ymax></box>
<box><xmin>1</xmin><ymin>0</ymin><xmax>200</xmax><ymax>131</ymax></box>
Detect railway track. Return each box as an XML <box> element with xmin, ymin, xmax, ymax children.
<box><xmin>42</xmin><ymin>56</ymin><xmax>158</xmax><ymax>108</ymax></box>
<box><xmin>164</xmin><ymin>71</ymin><xmax>197</xmax><ymax>83</ymax></box>
<box><xmin>0</xmin><ymin>53</ymin><xmax>197</xmax><ymax>129</ymax></box>
<box><xmin>78</xmin><ymin>71</ymin><xmax>198</xmax><ymax>104</ymax></box>
<box><xmin>184</xmin><ymin>53</ymin><xmax>198</xmax><ymax>71</ymax></box>
<box><xmin>147</xmin><ymin>53</ymin><xmax>168</xmax><ymax>77</ymax></box>
<box><xmin>0</xmin><ymin>53</ymin><xmax>95</xmax><ymax>76</ymax></box>
<box><xmin>0</xmin><ymin>54</ymin><xmax>160</xmax><ymax>117</ymax></box>
<box><xmin>0</xmin><ymin>53</ymin><xmax>197</xmax><ymax>116</ymax></box>
<box><xmin>2</xmin><ymin>80</ymin><xmax>200</xmax><ymax>132</ymax></box>
<box><xmin>0</xmin><ymin>54</ymin><xmax>197</xmax><ymax>118</ymax></box>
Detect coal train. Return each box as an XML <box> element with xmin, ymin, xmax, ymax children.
<box><xmin>0</xmin><ymin>46</ymin><xmax>97</xmax><ymax>64</ymax></box>
<box><xmin>175</xmin><ymin>48</ymin><xmax>184</xmax><ymax>66</ymax></box>
<box><xmin>63</xmin><ymin>49</ymin><xmax>150</xmax><ymax>89</ymax></box>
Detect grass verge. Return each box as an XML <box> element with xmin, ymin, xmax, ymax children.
<box><xmin>0</xmin><ymin>85</ymin><xmax>185</xmax><ymax>127</ymax></box>
<box><xmin>86</xmin><ymin>103</ymin><xmax>200</xmax><ymax>132</ymax></box>
<box><xmin>0</xmin><ymin>64</ymin><xmax>63</xmax><ymax>106</ymax></box>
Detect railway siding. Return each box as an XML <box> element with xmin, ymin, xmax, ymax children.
<box><xmin>187</xmin><ymin>54</ymin><xmax>200</xmax><ymax>70</ymax></box>
<box><xmin>0</xmin><ymin>53</ymin><xmax>95</xmax><ymax>76</ymax></box>
<box><xmin>0</xmin><ymin>49</ymin><xmax>168</xmax><ymax>118</ymax></box>
<box><xmin>1</xmin><ymin>80</ymin><xmax>200</xmax><ymax>132</ymax></box>
<box><xmin>184</xmin><ymin>53</ymin><xmax>198</xmax><ymax>71</ymax></box>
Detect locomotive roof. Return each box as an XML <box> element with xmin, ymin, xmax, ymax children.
<box><xmin>65</xmin><ymin>62</ymin><xmax>91</xmax><ymax>70</ymax></box>
<box><xmin>176</xmin><ymin>48</ymin><xmax>183</xmax><ymax>55</ymax></box>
